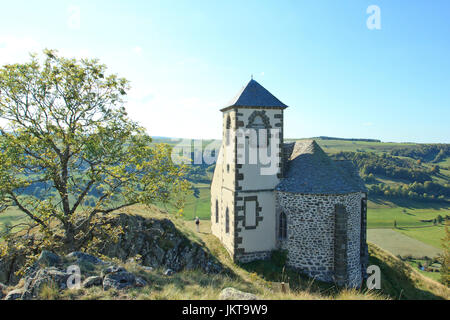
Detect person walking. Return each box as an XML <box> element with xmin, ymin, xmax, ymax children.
<box><xmin>195</xmin><ymin>216</ymin><xmax>200</xmax><ymax>232</ymax></box>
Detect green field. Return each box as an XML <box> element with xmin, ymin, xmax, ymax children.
<box><xmin>367</xmin><ymin>229</ymin><xmax>442</xmax><ymax>258</ymax></box>
<box><xmin>0</xmin><ymin>207</ymin><xmax>29</xmax><ymax>233</ymax></box>
<box><xmin>367</xmin><ymin>199</ymin><xmax>450</xmax><ymax>229</ymax></box>
<box><xmin>182</xmin><ymin>184</ymin><xmax>211</xmax><ymax>221</ymax></box>
<box><xmin>396</xmin><ymin>226</ymin><xmax>446</xmax><ymax>249</ymax></box>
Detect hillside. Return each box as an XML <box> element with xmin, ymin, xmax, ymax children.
<box><xmin>1</xmin><ymin>205</ymin><xmax>448</xmax><ymax>300</ymax></box>
<box><xmin>1</xmin><ymin>137</ymin><xmax>449</xmax><ymax>286</ymax></box>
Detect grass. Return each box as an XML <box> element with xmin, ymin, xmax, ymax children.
<box><xmin>367</xmin><ymin>243</ymin><xmax>448</xmax><ymax>300</ymax></box>
<box><xmin>4</xmin><ymin>205</ymin><xmax>449</xmax><ymax>300</ymax></box>
<box><xmin>0</xmin><ymin>207</ymin><xmax>29</xmax><ymax>233</ymax></box>
<box><xmin>405</xmin><ymin>259</ymin><xmax>442</xmax><ymax>282</ymax></box>
<box><xmin>367</xmin><ymin>198</ymin><xmax>450</xmax><ymax>230</ymax></box>
<box><xmin>31</xmin><ymin>209</ymin><xmax>450</xmax><ymax>299</ymax></box>
<box><xmin>182</xmin><ymin>185</ymin><xmax>211</xmax><ymax>221</ymax></box>
<box><xmin>396</xmin><ymin>225</ymin><xmax>446</xmax><ymax>249</ymax></box>
<box><xmin>367</xmin><ymin>229</ymin><xmax>442</xmax><ymax>258</ymax></box>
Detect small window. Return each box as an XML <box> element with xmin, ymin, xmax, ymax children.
<box><xmin>215</xmin><ymin>200</ymin><xmax>219</xmax><ymax>223</ymax></box>
<box><xmin>244</xmin><ymin>200</ymin><xmax>257</xmax><ymax>228</ymax></box>
<box><xmin>225</xmin><ymin>208</ymin><xmax>230</xmax><ymax>233</ymax></box>
<box><xmin>225</xmin><ymin>115</ymin><xmax>231</xmax><ymax>146</ymax></box>
<box><xmin>279</xmin><ymin>212</ymin><xmax>287</xmax><ymax>240</ymax></box>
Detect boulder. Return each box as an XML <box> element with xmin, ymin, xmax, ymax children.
<box><xmin>135</xmin><ymin>277</ymin><xmax>148</xmax><ymax>288</ymax></box>
<box><xmin>22</xmin><ymin>267</ymin><xmax>70</xmax><ymax>299</ymax></box>
<box><xmin>103</xmin><ymin>271</ymin><xmax>136</xmax><ymax>291</ymax></box>
<box><xmin>36</xmin><ymin>251</ymin><xmax>61</xmax><ymax>267</ymax></box>
<box><xmin>164</xmin><ymin>268</ymin><xmax>174</xmax><ymax>276</ymax></box>
<box><xmin>219</xmin><ymin>288</ymin><xmax>259</xmax><ymax>300</ymax></box>
<box><xmin>82</xmin><ymin>276</ymin><xmax>103</xmax><ymax>289</ymax></box>
<box><xmin>102</xmin><ymin>265</ymin><xmax>126</xmax><ymax>277</ymax></box>
<box><xmin>4</xmin><ymin>289</ymin><xmax>24</xmax><ymax>300</ymax></box>
<box><xmin>66</xmin><ymin>252</ymin><xmax>105</xmax><ymax>265</ymax></box>
<box><xmin>142</xmin><ymin>266</ymin><xmax>154</xmax><ymax>272</ymax></box>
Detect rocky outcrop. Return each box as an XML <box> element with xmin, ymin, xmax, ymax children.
<box><xmin>98</xmin><ymin>214</ymin><xmax>222</xmax><ymax>274</ymax></box>
<box><xmin>2</xmin><ymin>251</ymin><xmax>151</xmax><ymax>299</ymax></box>
<box><xmin>36</xmin><ymin>251</ymin><xmax>61</xmax><ymax>267</ymax></box>
<box><xmin>219</xmin><ymin>288</ymin><xmax>259</xmax><ymax>300</ymax></box>
<box><xmin>66</xmin><ymin>252</ymin><xmax>105</xmax><ymax>265</ymax></box>
<box><xmin>0</xmin><ymin>213</ymin><xmax>223</xmax><ymax>288</ymax></box>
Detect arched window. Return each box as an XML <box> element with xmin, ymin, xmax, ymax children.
<box><xmin>247</xmin><ymin>112</ymin><xmax>270</xmax><ymax>149</ymax></box>
<box><xmin>279</xmin><ymin>212</ymin><xmax>287</xmax><ymax>240</ymax></box>
<box><xmin>215</xmin><ymin>200</ymin><xmax>219</xmax><ymax>223</ymax></box>
<box><xmin>225</xmin><ymin>207</ymin><xmax>230</xmax><ymax>233</ymax></box>
<box><xmin>225</xmin><ymin>115</ymin><xmax>231</xmax><ymax>146</ymax></box>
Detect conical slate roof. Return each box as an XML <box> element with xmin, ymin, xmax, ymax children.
<box><xmin>276</xmin><ymin>140</ymin><xmax>366</xmax><ymax>194</ymax></box>
<box><xmin>221</xmin><ymin>79</ymin><xmax>288</xmax><ymax>111</ymax></box>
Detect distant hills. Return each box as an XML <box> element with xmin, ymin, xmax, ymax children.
<box><xmin>313</xmin><ymin>136</ymin><xmax>382</xmax><ymax>143</ymax></box>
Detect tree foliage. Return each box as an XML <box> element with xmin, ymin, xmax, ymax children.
<box><xmin>0</xmin><ymin>50</ymin><xmax>190</xmax><ymax>253</ymax></box>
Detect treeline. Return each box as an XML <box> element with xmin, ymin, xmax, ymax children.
<box><xmin>315</xmin><ymin>136</ymin><xmax>381</xmax><ymax>143</ymax></box>
<box><xmin>368</xmin><ymin>181</ymin><xmax>450</xmax><ymax>202</ymax></box>
<box><xmin>390</xmin><ymin>144</ymin><xmax>450</xmax><ymax>163</ymax></box>
<box><xmin>332</xmin><ymin>151</ymin><xmax>433</xmax><ymax>183</ymax></box>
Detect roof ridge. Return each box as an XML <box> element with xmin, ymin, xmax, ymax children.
<box><xmin>277</xmin><ymin>139</ymin><xmax>366</xmax><ymax>194</ymax></box>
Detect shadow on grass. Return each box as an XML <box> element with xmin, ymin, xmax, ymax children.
<box><xmin>368</xmin><ymin>247</ymin><xmax>444</xmax><ymax>300</ymax></box>
<box><xmin>370</xmin><ymin>196</ymin><xmax>450</xmax><ymax>211</ymax></box>
<box><xmin>237</xmin><ymin>257</ymin><xmax>342</xmax><ymax>297</ymax></box>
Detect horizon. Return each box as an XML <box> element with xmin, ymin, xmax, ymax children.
<box><xmin>1</xmin><ymin>1</ymin><xmax>449</xmax><ymax>143</ymax></box>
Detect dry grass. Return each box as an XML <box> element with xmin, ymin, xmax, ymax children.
<box><xmin>5</xmin><ymin>204</ymin><xmax>448</xmax><ymax>300</ymax></box>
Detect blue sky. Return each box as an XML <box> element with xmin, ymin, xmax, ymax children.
<box><xmin>0</xmin><ymin>1</ymin><xmax>449</xmax><ymax>143</ymax></box>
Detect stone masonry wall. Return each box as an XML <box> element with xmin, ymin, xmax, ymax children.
<box><xmin>276</xmin><ymin>191</ymin><xmax>364</xmax><ymax>288</ymax></box>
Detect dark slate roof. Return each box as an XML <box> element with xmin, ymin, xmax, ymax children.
<box><xmin>221</xmin><ymin>79</ymin><xmax>288</xmax><ymax>111</ymax></box>
<box><xmin>276</xmin><ymin>140</ymin><xmax>366</xmax><ymax>194</ymax></box>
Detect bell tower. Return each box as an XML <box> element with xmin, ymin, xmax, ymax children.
<box><xmin>211</xmin><ymin>79</ymin><xmax>288</xmax><ymax>262</ymax></box>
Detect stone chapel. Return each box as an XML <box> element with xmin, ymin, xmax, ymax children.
<box><xmin>210</xmin><ymin>79</ymin><xmax>369</xmax><ymax>288</ymax></box>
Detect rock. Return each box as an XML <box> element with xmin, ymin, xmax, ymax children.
<box><xmin>97</xmin><ymin>214</ymin><xmax>223</xmax><ymax>274</ymax></box>
<box><xmin>164</xmin><ymin>268</ymin><xmax>174</xmax><ymax>276</ymax></box>
<box><xmin>82</xmin><ymin>276</ymin><xmax>103</xmax><ymax>288</ymax></box>
<box><xmin>22</xmin><ymin>267</ymin><xmax>70</xmax><ymax>299</ymax></box>
<box><xmin>66</xmin><ymin>252</ymin><xmax>105</xmax><ymax>265</ymax></box>
<box><xmin>4</xmin><ymin>289</ymin><xmax>24</xmax><ymax>300</ymax></box>
<box><xmin>102</xmin><ymin>265</ymin><xmax>126</xmax><ymax>277</ymax></box>
<box><xmin>142</xmin><ymin>266</ymin><xmax>154</xmax><ymax>272</ymax></box>
<box><xmin>0</xmin><ymin>283</ymin><xmax>5</xmax><ymax>299</ymax></box>
<box><xmin>219</xmin><ymin>288</ymin><xmax>259</xmax><ymax>300</ymax></box>
<box><xmin>103</xmin><ymin>271</ymin><xmax>136</xmax><ymax>291</ymax></box>
<box><xmin>135</xmin><ymin>277</ymin><xmax>148</xmax><ymax>287</ymax></box>
<box><xmin>36</xmin><ymin>251</ymin><xmax>61</xmax><ymax>267</ymax></box>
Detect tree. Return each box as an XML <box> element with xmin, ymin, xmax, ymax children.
<box><xmin>0</xmin><ymin>50</ymin><xmax>190</xmax><ymax>252</ymax></box>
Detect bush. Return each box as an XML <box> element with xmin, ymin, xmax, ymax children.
<box><xmin>271</xmin><ymin>250</ymin><xmax>288</xmax><ymax>268</ymax></box>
